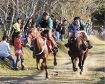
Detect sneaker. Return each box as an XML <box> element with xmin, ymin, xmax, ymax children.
<box><xmin>13</xmin><ymin>67</ymin><xmax>18</xmax><ymax>70</ymax></box>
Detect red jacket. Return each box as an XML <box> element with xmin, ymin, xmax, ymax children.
<box><xmin>14</xmin><ymin>37</ymin><xmax>23</xmax><ymax>50</ymax></box>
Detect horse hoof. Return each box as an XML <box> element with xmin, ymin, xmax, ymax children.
<box><xmin>73</xmin><ymin>68</ymin><xmax>78</xmax><ymax>72</ymax></box>
<box><xmin>45</xmin><ymin>77</ymin><xmax>49</xmax><ymax>80</ymax></box>
<box><xmin>54</xmin><ymin>62</ymin><xmax>57</xmax><ymax>66</ymax></box>
<box><xmin>80</xmin><ymin>71</ymin><xmax>82</xmax><ymax>75</ymax></box>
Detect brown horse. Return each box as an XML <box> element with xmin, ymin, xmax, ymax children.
<box><xmin>68</xmin><ymin>31</ymin><xmax>88</xmax><ymax>74</ymax></box>
<box><xmin>26</xmin><ymin>27</ymin><xmax>58</xmax><ymax>79</ymax></box>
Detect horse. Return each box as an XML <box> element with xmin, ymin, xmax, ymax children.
<box><xmin>68</xmin><ymin>31</ymin><xmax>88</xmax><ymax>74</ymax></box>
<box><xmin>26</xmin><ymin>27</ymin><xmax>58</xmax><ymax>79</ymax></box>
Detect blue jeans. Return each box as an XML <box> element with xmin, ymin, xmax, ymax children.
<box><xmin>7</xmin><ymin>55</ymin><xmax>16</xmax><ymax>68</ymax></box>
<box><xmin>86</xmin><ymin>28</ymin><xmax>90</xmax><ymax>35</ymax></box>
<box><xmin>61</xmin><ymin>34</ymin><xmax>64</xmax><ymax>41</ymax></box>
<box><xmin>55</xmin><ymin>31</ymin><xmax>60</xmax><ymax>40</ymax></box>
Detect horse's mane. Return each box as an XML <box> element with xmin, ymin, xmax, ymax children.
<box><xmin>32</xmin><ymin>28</ymin><xmax>45</xmax><ymax>54</ymax></box>
<box><xmin>69</xmin><ymin>31</ymin><xmax>84</xmax><ymax>52</ymax></box>
<box><xmin>76</xmin><ymin>31</ymin><xmax>89</xmax><ymax>51</ymax></box>
<box><xmin>30</xmin><ymin>28</ymin><xmax>41</xmax><ymax>38</ymax></box>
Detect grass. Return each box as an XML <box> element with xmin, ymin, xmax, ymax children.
<box><xmin>89</xmin><ymin>35</ymin><xmax>105</xmax><ymax>44</ymax></box>
<box><xmin>0</xmin><ymin>46</ymin><xmax>36</xmax><ymax>76</ymax></box>
<box><xmin>0</xmin><ymin>28</ymin><xmax>36</xmax><ymax>76</ymax></box>
<box><xmin>0</xmin><ymin>44</ymin><xmax>68</xmax><ymax>76</ymax></box>
<box><xmin>88</xmin><ymin>35</ymin><xmax>105</xmax><ymax>53</ymax></box>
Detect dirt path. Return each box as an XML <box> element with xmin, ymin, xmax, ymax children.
<box><xmin>0</xmin><ymin>37</ymin><xmax>105</xmax><ymax>84</ymax></box>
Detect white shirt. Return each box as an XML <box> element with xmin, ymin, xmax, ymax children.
<box><xmin>0</xmin><ymin>41</ymin><xmax>10</xmax><ymax>57</ymax></box>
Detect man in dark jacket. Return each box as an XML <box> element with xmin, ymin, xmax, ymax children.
<box><xmin>53</xmin><ymin>19</ymin><xmax>61</xmax><ymax>40</ymax></box>
<box><xmin>60</xmin><ymin>20</ymin><xmax>67</xmax><ymax>41</ymax></box>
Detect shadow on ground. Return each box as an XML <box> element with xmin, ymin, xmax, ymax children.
<box><xmin>96</xmin><ymin>77</ymin><xmax>105</xmax><ymax>84</ymax></box>
<box><xmin>0</xmin><ymin>70</ymin><xmax>44</xmax><ymax>83</ymax></box>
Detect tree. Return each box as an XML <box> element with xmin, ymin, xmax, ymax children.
<box><xmin>0</xmin><ymin>0</ymin><xmax>39</xmax><ymax>35</ymax></box>
<box><xmin>0</xmin><ymin>0</ymin><xmax>103</xmax><ymax>35</ymax></box>
<box><xmin>0</xmin><ymin>0</ymin><xmax>15</xmax><ymax>35</ymax></box>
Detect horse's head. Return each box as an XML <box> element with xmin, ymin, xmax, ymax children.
<box><xmin>76</xmin><ymin>31</ymin><xmax>88</xmax><ymax>50</ymax></box>
<box><xmin>69</xmin><ymin>31</ymin><xmax>85</xmax><ymax>50</ymax></box>
<box><xmin>68</xmin><ymin>35</ymin><xmax>77</xmax><ymax>50</ymax></box>
<box><xmin>25</xmin><ymin>26</ymin><xmax>41</xmax><ymax>47</ymax></box>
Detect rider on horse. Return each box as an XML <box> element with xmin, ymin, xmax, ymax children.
<box><xmin>65</xmin><ymin>17</ymin><xmax>93</xmax><ymax>49</ymax></box>
<box><xmin>35</xmin><ymin>12</ymin><xmax>58</xmax><ymax>52</ymax></box>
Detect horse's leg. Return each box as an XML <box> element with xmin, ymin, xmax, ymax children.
<box><xmin>81</xmin><ymin>52</ymin><xmax>88</xmax><ymax>73</ymax></box>
<box><xmin>43</xmin><ymin>57</ymin><xmax>48</xmax><ymax>79</ymax></box>
<box><xmin>36</xmin><ymin>58</ymin><xmax>40</xmax><ymax>70</ymax></box>
<box><xmin>40</xmin><ymin>59</ymin><xmax>44</xmax><ymax>70</ymax></box>
<box><xmin>53</xmin><ymin>52</ymin><xmax>57</xmax><ymax>66</ymax></box>
<box><xmin>80</xmin><ymin>49</ymin><xmax>88</xmax><ymax>75</ymax></box>
<box><xmin>71</xmin><ymin>56</ymin><xmax>78</xmax><ymax>72</ymax></box>
<box><xmin>78</xmin><ymin>54</ymin><xmax>82</xmax><ymax>70</ymax></box>
<box><xmin>79</xmin><ymin>52</ymin><xmax>86</xmax><ymax>75</ymax></box>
